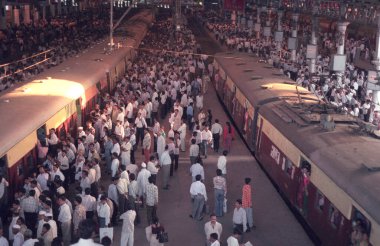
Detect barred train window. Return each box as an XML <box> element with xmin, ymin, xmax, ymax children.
<box><xmin>329</xmin><ymin>205</ymin><xmax>341</xmax><ymax>229</ymax></box>
<box><xmin>315</xmin><ymin>191</ymin><xmax>325</xmax><ymax>212</ymax></box>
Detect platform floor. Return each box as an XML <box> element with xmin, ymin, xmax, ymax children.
<box><xmin>105</xmin><ymin>19</ymin><xmax>314</xmax><ymax>246</ymax></box>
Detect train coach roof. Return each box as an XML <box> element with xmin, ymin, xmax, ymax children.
<box><xmin>214</xmin><ymin>52</ymin><xmax>318</xmax><ymax>106</ymax></box>
<box><xmin>260</xmin><ymin>103</ymin><xmax>380</xmax><ymax>224</ymax></box>
<box><xmin>0</xmin><ymin>10</ymin><xmax>153</xmax><ymax>158</ymax></box>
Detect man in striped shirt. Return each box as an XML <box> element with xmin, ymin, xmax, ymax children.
<box><xmin>242</xmin><ymin>177</ymin><xmax>255</xmax><ymax>231</ymax></box>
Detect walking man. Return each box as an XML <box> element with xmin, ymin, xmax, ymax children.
<box><xmin>145</xmin><ymin>176</ymin><xmax>158</xmax><ymax>225</ymax></box>
<box><xmin>120</xmin><ymin>203</ymin><xmax>136</xmax><ymax>246</ymax></box>
<box><xmin>160</xmin><ymin>145</ymin><xmax>172</xmax><ymax>190</ymax></box>
<box><xmin>211</xmin><ymin>119</ymin><xmax>223</xmax><ymax>152</ymax></box>
<box><xmin>204</xmin><ymin>214</ymin><xmax>223</xmax><ymax>246</ymax></box>
<box><xmin>189</xmin><ymin>174</ymin><xmax>207</xmax><ymax>221</ymax></box>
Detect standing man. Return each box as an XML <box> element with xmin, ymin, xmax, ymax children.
<box><xmin>57</xmin><ymin>195</ymin><xmax>72</xmax><ymax>246</ymax></box>
<box><xmin>209</xmin><ymin>233</ymin><xmax>220</xmax><ymax>246</ymax></box>
<box><xmin>189</xmin><ymin>174</ymin><xmax>207</xmax><ymax>221</ymax></box>
<box><xmin>137</xmin><ymin>163</ymin><xmax>151</xmax><ymax>205</ymax></box>
<box><xmin>211</xmin><ymin>119</ymin><xmax>223</xmax><ymax>153</ymax></box>
<box><xmin>189</xmin><ymin>139</ymin><xmax>199</xmax><ymax>165</ymax></box>
<box><xmin>226</xmin><ymin>229</ymin><xmax>242</xmax><ymax>246</ymax></box>
<box><xmin>120</xmin><ymin>203</ymin><xmax>136</xmax><ymax>246</ymax></box>
<box><xmin>217</xmin><ymin>151</ymin><xmax>228</xmax><ymax>178</ymax></box>
<box><xmin>160</xmin><ymin>145</ymin><xmax>172</xmax><ymax>190</ymax></box>
<box><xmin>145</xmin><ymin>176</ymin><xmax>158</xmax><ymax>225</ymax></box>
<box><xmin>142</xmin><ymin>129</ymin><xmax>152</xmax><ymax>163</ymax></box>
<box><xmin>72</xmin><ymin>196</ymin><xmax>86</xmax><ymax>238</ymax></box>
<box><xmin>242</xmin><ymin>177</ymin><xmax>255</xmax><ymax>231</ymax></box>
<box><xmin>232</xmin><ymin>199</ymin><xmax>247</xmax><ymax>236</ymax></box>
<box><xmin>204</xmin><ymin>214</ymin><xmax>223</xmax><ymax>246</ymax></box>
<box><xmin>20</xmin><ymin>190</ymin><xmax>39</xmax><ymax>236</ymax></box>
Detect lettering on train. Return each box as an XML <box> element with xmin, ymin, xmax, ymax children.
<box><xmin>270</xmin><ymin>145</ymin><xmax>281</xmax><ymax>165</ymax></box>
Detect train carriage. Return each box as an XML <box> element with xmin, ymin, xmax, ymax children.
<box><xmin>0</xmin><ymin>9</ymin><xmax>154</xmax><ymax>192</ymax></box>
<box><xmin>213</xmin><ymin>52</ymin><xmax>380</xmax><ymax>246</ymax></box>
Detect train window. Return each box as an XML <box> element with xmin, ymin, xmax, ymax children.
<box><xmin>284</xmin><ymin>158</ymin><xmax>295</xmax><ymax>179</ymax></box>
<box><xmin>351</xmin><ymin>207</ymin><xmax>371</xmax><ymax>237</ymax></box>
<box><xmin>37</xmin><ymin>125</ymin><xmax>47</xmax><ymax>143</ymax></box>
<box><xmin>329</xmin><ymin>205</ymin><xmax>342</xmax><ymax>229</ymax></box>
<box><xmin>0</xmin><ymin>156</ymin><xmax>8</xmax><ymax>179</ymax></box>
<box><xmin>315</xmin><ymin>191</ymin><xmax>325</xmax><ymax>212</ymax></box>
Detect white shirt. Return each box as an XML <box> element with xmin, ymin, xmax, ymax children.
<box><xmin>190</xmin><ymin>163</ymin><xmax>205</xmax><ymax>180</ymax></box>
<box><xmin>111</xmin><ymin>143</ymin><xmax>120</xmax><ymax>156</ymax></box>
<box><xmin>111</xmin><ymin>159</ymin><xmax>120</xmax><ymax>177</ymax></box>
<box><xmin>97</xmin><ymin>202</ymin><xmax>111</xmax><ymax>226</ymax></box>
<box><xmin>120</xmin><ymin>210</ymin><xmax>136</xmax><ymax>233</ymax></box>
<box><xmin>82</xmin><ymin>195</ymin><xmax>96</xmax><ymax>212</ymax></box>
<box><xmin>211</xmin><ymin>123</ymin><xmax>223</xmax><ymax>135</ymax></box>
<box><xmin>58</xmin><ymin>203</ymin><xmax>72</xmax><ymax>223</ymax></box>
<box><xmin>71</xmin><ymin>238</ymin><xmax>102</xmax><ymax>246</ymax></box>
<box><xmin>204</xmin><ymin>221</ymin><xmax>223</xmax><ymax>240</ymax></box>
<box><xmin>233</xmin><ymin>207</ymin><xmax>247</xmax><ymax>232</ymax></box>
<box><xmin>0</xmin><ymin>236</ymin><xmax>8</xmax><ymax>246</ymax></box>
<box><xmin>217</xmin><ymin>156</ymin><xmax>227</xmax><ymax>175</ymax></box>
<box><xmin>137</xmin><ymin>169</ymin><xmax>151</xmax><ymax>196</ymax></box>
<box><xmin>22</xmin><ymin>238</ymin><xmax>39</xmax><ymax>246</ymax></box>
<box><xmin>190</xmin><ymin>181</ymin><xmax>207</xmax><ymax>201</ymax></box>
<box><xmin>160</xmin><ymin>151</ymin><xmax>172</xmax><ymax>166</ymax></box>
<box><xmin>211</xmin><ymin>241</ymin><xmax>221</xmax><ymax>246</ymax></box>
<box><xmin>147</xmin><ymin>161</ymin><xmax>159</xmax><ymax>175</ymax></box>
<box><xmin>13</xmin><ymin>232</ymin><xmax>24</xmax><ymax>246</ymax></box>
<box><xmin>108</xmin><ymin>184</ymin><xmax>119</xmax><ymax>206</ymax></box>
<box><xmin>227</xmin><ymin>236</ymin><xmax>239</xmax><ymax>246</ymax></box>
<box><xmin>47</xmin><ymin>219</ymin><xmax>58</xmax><ymax>238</ymax></box>
<box><xmin>0</xmin><ymin>178</ymin><xmax>9</xmax><ymax>199</ymax></box>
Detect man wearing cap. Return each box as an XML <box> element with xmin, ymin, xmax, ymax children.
<box><xmin>137</xmin><ymin>163</ymin><xmax>151</xmax><ymax>205</ymax></box>
<box><xmin>78</xmin><ymin>127</ymin><xmax>86</xmax><ymax>138</ymax></box>
<box><xmin>45</xmin><ymin>212</ymin><xmax>58</xmax><ymax>238</ymax></box>
<box><xmin>57</xmin><ymin>195</ymin><xmax>72</xmax><ymax>246</ymax></box>
<box><xmin>12</xmin><ymin>224</ymin><xmax>24</xmax><ymax>246</ymax></box>
<box><xmin>36</xmin><ymin>210</ymin><xmax>46</xmax><ymax>238</ymax></box>
<box><xmin>142</xmin><ymin>128</ymin><xmax>152</xmax><ymax>163</ymax></box>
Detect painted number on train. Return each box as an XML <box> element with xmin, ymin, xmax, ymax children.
<box><xmin>270</xmin><ymin>145</ymin><xmax>281</xmax><ymax>165</ymax></box>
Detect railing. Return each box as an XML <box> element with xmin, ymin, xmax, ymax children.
<box><xmin>0</xmin><ymin>49</ymin><xmax>53</xmax><ymax>80</ymax></box>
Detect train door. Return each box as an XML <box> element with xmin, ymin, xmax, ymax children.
<box><xmin>350</xmin><ymin>207</ymin><xmax>371</xmax><ymax>244</ymax></box>
<box><xmin>296</xmin><ymin>158</ymin><xmax>312</xmax><ymax>218</ymax></box>
<box><xmin>0</xmin><ymin>155</ymin><xmax>9</xmax><ymax>220</ymax></box>
<box><xmin>76</xmin><ymin>98</ymin><xmax>83</xmax><ymax>127</ymax></box>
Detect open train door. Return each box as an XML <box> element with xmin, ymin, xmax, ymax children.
<box><xmin>76</xmin><ymin>98</ymin><xmax>83</xmax><ymax>128</ymax></box>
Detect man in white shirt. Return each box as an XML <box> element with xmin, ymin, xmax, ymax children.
<box><xmin>57</xmin><ymin>195</ymin><xmax>72</xmax><ymax>246</ymax></box>
<box><xmin>211</xmin><ymin>119</ymin><xmax>223</xmax><ymax>152</ymax></box>
<box><xmin>217</xmin><ymin>151</ymin><xmax>228</xmax><ymax>177</ymax></box>
<box><xmin>147</xmin><ymin>155</ymin><xmax>160</xmax><ymax>176</ymax></box>
<box><xmin>226</xmin><ymin>228</ymin><xmax>242</xmax><ymax>246</ymax></box>
<box><xmin>137</xmin><ymin>163</ymin><xmax>151</xmax><ymax>202</ymax></box>
<box><xmin>111</xmin><ymin>153</ymin><xmax>120</xmax><ymax>178</ymax></box>
<box><xmin>189</xmin><ymin>175</ymin><xmax>207</xmax><ymax>221</ymax></box>
<box><xmin>120</xmin><ymin>203</ymin><xmax>136</xmax><ymax>246</ymax></box>
<box><xmin>204</xmin><ymin>214</ymin><xmax>223</xmax><ymax>245</ymax></box>
<box><xmin>45</xmin><ymin>213</ymin><xmax>58</xmax><ymax>238</ymax></box>
<box><xmin>232</xmin><ymin>199</ymin><xmax>247</xmax><ymax>235</ymax></box>
<box><xmin>189</xmin><ymin>139</ymin><xmax>199</xmax><ymax>164</ymax></box>
<box><xmin>209</xmin><ymin>233</ymin><xmax>221</xmax><ymax>246</ymax></box>
<box><xmin>190</xmin><ymin>162</ymin><xmax>205</xmax><ymax>182</ymax></box>
<box><xmin>160</xmin><ymin>146</ymin><xmax>172</xmax><ymax>190</ymax></box>
<box><xmin>82</xmin><ymin>188</ymin><xmax>96</xmax><ymax>219</ymax></box>
<box><xmin>97</xmin><ymin>195</ymin><xmax>111</xmax><ymax>228</ymax></box>
<box><xmin>12</xmin><ymin>224</ymin><xmax>24</xmax><ymax>246</ymax></box>
<box><xmin>201</xmin><ymin>126</ymin><xmax>212</xmax><ymax>158</ymax></box>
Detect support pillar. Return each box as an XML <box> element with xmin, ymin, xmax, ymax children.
<box><xmin>289</xmin><ymin>13</ymin><xmax>299</xmax><ymax>62</ymax></box>
<box><xmin>0</xmin><ymin>0</ymin><xmax>5</xmax><ymax>29</ymax></box>
<box><xmin>307</xmin><ymin>11</ymin><xmax>318</xmax><ymax>74</ymax></box>
<box><xmin>275</xmin><ymin>10</ymin><xmax>284</xmax><ymax>52</ymax></box>
<box><xmin>57</xmin><ymin>0</ymin><xmax>62</xmax><ymax>16</ymax></box>
<box><xmin>254</xmin><ymin>7</ymin><xmax>261</xmax><ymax>39</ymax></box>
<box><xmin>332</xmin><ymin>21</ymin><xmax>349</xmax><ymax>87</ymax></box>
<box><xmin>263</xmin><ymin>8</ymin><xmax>272</xmax><ymax>43</ymax></box>
<box><xmin>50</xmin><ymin>4</ymin><xmax>55</xmax><ymax>17</ymax></box>
<box><xmin>371</xmin><ymin>14</ymin><xmax>380</xmax><ymax>108</ymax></box>
<box><xmin>42</xmin><ymin>3</ymin><xmax>46</xmax><ymax>20</ymax></box>
<box><xmin>13</xmin><ymin>7</ymin><xmax>20</xmax><ymax>26</ymax></box>
<box><xmin>24</xmin><ymin>5</ymin><xmax>31</xmax><ymax>24</ymax></box>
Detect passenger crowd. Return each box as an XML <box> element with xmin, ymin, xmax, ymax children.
<box><xmin>0</xmin><ymin>9</ymin><xmax>110</xmax><ymax>92</ymax></box>
<box><xmin>198</xmin><ymin>10</ymin><xmax>380</xmax><ymax>127</ymax></box>
<box><xmin>0</xmin><ymin>15</ymin><xmax>254</xmax><ymax>246</ymax></box>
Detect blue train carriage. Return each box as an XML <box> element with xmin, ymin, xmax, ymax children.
<box><xmin>213</xmin><ymin>52</ymin><xmax>379</xmax><ymax>246</ymax></box>
<box><xmin>0</xmin><ymin>9</ymin><xmax>154</xmax><ymax>194</ymax></box>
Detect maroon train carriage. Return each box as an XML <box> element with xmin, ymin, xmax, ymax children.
<box><xmin>0</xmin><ymin>9</ymin><xmax>154</xmax><ymax>194</ymax></box>
<box><xmin>213</xmin><ymin>52</ymin><xmax>380</xmax><ymax>246</ymax></box>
